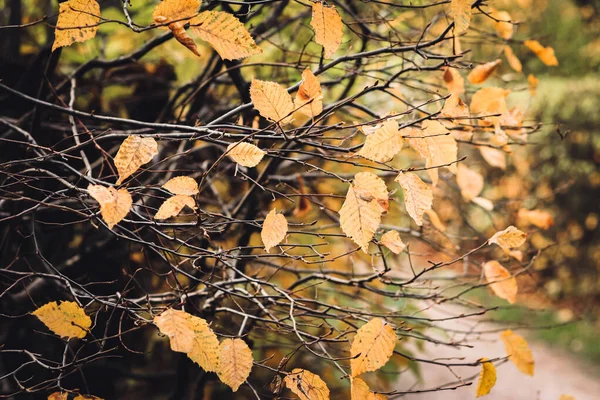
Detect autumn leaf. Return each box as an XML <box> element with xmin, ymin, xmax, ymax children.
<box><xmin>48</xmin><ymin>393</ymin><xmax>68</xmax><ymax>400</ymax></box>
<box><xmin>492</xmin><ymin>10</ymin><xmax>514</xmax><ymax>40</ymax></box>
<box><xmin>295</xmin><ymin>68</ymin><xmax>323</xmax><ymax>119</ymax></box>
<box><xmin>217</xmin><ymin>338</ymin><xmax>253</xmax><ymax>392</ymax></box>
<box><xmin>87</xmin><ymin>185</ymin><xmax>132</xmax><ymax>229</ymax></box>
<box><xmin>483</xmin><ymin>260</ymin><xmax>518</xmax><ymax>304</ymax></box>
<box><xmin>190</xmin><ymin>10</ymin><xmax>262</xmax><ymax>60</ymax></box>
<box><xmin>250</xmin><ymin>78</ymin><xmax>295</xmax><ymax>125</ymax></box>
<box><xmin>559</xmin><ymin>395</ymin><xmax>576</xmax><ymax>400</ymax></box>
<box><xmin>528</xmin><ymin>74</ymin><xmax>539</xmax><ymax>96</ymax></box>
<box><xmin>354</xmin><ymin>172</ymin><xmax>389</xmax><ymax>213</ymax></box>
<box><xmin>114</xmin><ymin>136</ymin><xmax>158</xmax><ymax>185</ymax></box>
<box><xmin>162</xmin><ymin>176</ymin><xmax>199</xmax><ymax>196</ymax></box>
<box><xmin>504</xmin><ymin>46</ymin><xmax>523</xmax><ymax>73</ymax></box>
<box><xmin>475</xmin><ymin>358</ymin><xmax>497</xmax><ymax>397</ymax></box>
<box><xmin>478</xmin><ymin>146</ymin><xmax>506</xmax><ymax>170</ymax></box>
<box><xmin>380</xmin><ymin>230</ymin><xmax>405</xmax><ymax>255</ymax></box>
<box><xmin>395</xmin><ymin>172</ymin><xmax>433</xmax><ymax>226</ymax></box>
<box><xmin>443</xmin><ymin>67</ymin><xmax>465</xmax><ymax>95</ymax></box>
<box><xmin>32</xmin><ymin>301</ymin><xmax>91</xmax><ymax>339</ymax></box>
<box><xmin>471</xmin><ymin>87</ymin><xmax>511</xmax><ymax>125</ymax></box>
<box><xmin>457</xmin><ymin>164</ymin><xmax>484</xmax><ymax>201</ymax></box>
<box><xmin>74</xmin><ymin>395</ymin><xmax>103</xmax><ymax>400</ymax></box>
<box><xmin>488</xmin><ymin>226</ymin><xmax>527</xmax><ymax>251</ymax></box>
<box><xmin>154</xmin><ymin>195</ymin><xmax>196</xmax><ymax>220</ymax></box>
<box><xmin>468</xmin><ymin>59</ymin><xmax>502</xmax><ymax>85</ymax></box>
<box><xmin>500</xmin><ymin>330</ymin><xmax>535</xmax><ymax>376</ymax></box>
<box><xmin>422</xmin><ymin>120</ymin><xmax>458</xmax><ymax>185</ymax></box>
<box><xmin>524</xmin><ymin>40</ymin><xmax>558</xmax><ymax>66</ymax></box>
<box><xmin>52</xmin><ymin>0</ymin><xmax>100</xmax><ymax>51</ymax></box>
<box><xmin>350</xmin><ymin>317</ymin><xmax>397</xmax><ymax>377</ymax></box>
<box><xmin>451</xmin><ymin>0</ymin><xmax>471</xmax><ymax>35</ymax></box>
<box><xmin>441</xmin><ymin>94</ymin><xmax>469</xmax><ymax>119</ymax></box>
<box><xmin>311</xmin><ymin>2</ymin><xmax>343</xmax><ymax>58</ymax></box>
<box><xmin>517</xmin><ymin>209</ymin><xmax>554</xmax><ymax>230</ymax></box>
<box><xmin>357</xmin><ymin>119</ymin><xmax>403</xmax><ymax>163</ymax></box>
<box><xmin>154</xmin><ymin>309</ymin><xmax>220</xmax><ymax>372</ymax></box>
<box><xmin>285</xmin><ymin>368</ymin><xmax>330</xmax><ymax>400</ymax></box>
<box><xmin>351</xmin><ymin>378</ymin><xmax>386</xmax><ymax>400</ymax></box>
<box><xmin>261</xmin><ymin>209</ymin><xmax>288</xmax><ymax>252</ymax></box>
<box><xmin>227</xmin><ymin>142</ymin><xmax>266</xmax><ymax>167</ymax></box>
<box><xmin>152</xmin><ymin>0</ymin><xmax>200</xmax><ymax>56</ymax></box>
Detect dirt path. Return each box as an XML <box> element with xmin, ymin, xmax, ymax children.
<box><xmin>394</xmin><ymin>306</ymin><xmax>600</xmax><ymax>400</ymax></box>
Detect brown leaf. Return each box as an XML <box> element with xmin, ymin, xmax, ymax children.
<box><xmin>152</xmin><ymin>0</ymin><xmax>200</xmax><ymax>56</ymax></box>
<box><xmin>451</xmin><ymin>0</ymin><xmax>472</xmax><ymax>35</ymax></box>
<box><xmin>351</xmin><ymin>378</ymin><xmax>386</xmax><ymax>400</ymax></box>
<box><xmin>48</xmin><ymin>393</ymin><xmax>68</xmax><ymax>400</ymax></box>
<box><xmin>504</xmin><ymin>46</ymin><xmax>522</xmax><ymax>72</ymax></box>
<box><xmin>443</xmin><ymin>67</ymin><xmax>465</xmax><ymax>95</ymax></box>
<box><xmin>114</xmin><ymin>136</ymin><xmax>158</xmax><ymax>185</ymax></box>
<box><xmin>311</xmin><ymin>2</ymin><xmax>343</xmax><ymax>58</ymax></box>
<box><xmin>500</xmin><ymin>330</ymin><xmax>535</xmax><ymax>376</ymax></box>
<box><xmin>357</xmin><ymin>119</ymin><xmax>403</xmax><ymax>163</ymax></box>
<box><xmin>517</xmin><ymin>209</ymin><xmax>554</xmax><ymax>230</ymax></box>
<box><xmin>492</xmin><ymin>10</ymin><xmax>514</xmax><ymax>40</ymax></box>
<box><xmin>154</xmin><ymin>195</ymin><xmax>196</xmax><ymax>220</ymax></box>
<box><xmin>524</xmin><ymin>40</ymin><xmax>558</xmax><ymax>66</ymax></box>
<box><xmin>52</xmin><ymin>0</ymin><xmax>100</xmax><ymax>51</ymax></box>
<box><xmin>380</xmin><ymin>230</ymin><xmax>405</xmax><ymax>254</ymax></box>
<box><xmin>488</xmin><ymin>225</ymin><xmax>527</xmax><ymax>251</ymax></box>
<box><xmin>483</xmin><ymin>261</ymin><xmax>518</xmax><ymax>303</ymax></box>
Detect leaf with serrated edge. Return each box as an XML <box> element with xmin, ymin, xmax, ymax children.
<box><xmin>351</xmin><ymin>378</ymin><xmax>386</xmax><ymax>400</ymax></box>
<box><xmin>475</xmin><ymin>358</ymin><xmax>497</xmax><ymax>397</ymax></box>
<box><xmin>395</xmin><ymin>172</ymin><xmax>432</xmax><ymax>226</ymax></box>
<box><xmin>284</xmin><ymin>368</ymin><xmax>330</xmax><ymax>400</ymax></box>
<box><xmin>250</xmin><ymin>79</ymin><xmax>295</xmax><ymax>125</ymax></box>
<box><xmin>380</xmin><ymin>230</ymin><xmax>405</xmax><ymax>255</ymax></box>
<box><xmin>357</xmin><ymin>119</ymin><xmax>403</xmax><ymax>163</ymax></box>
<box><xmin>227</xmin><ymin>142</ymin><xmax>266</xmax><ymax>167</ymax></box>
<box><xmin>451</xmin><ymin>0</ymin><xmax>471</xmax><ymax>35</ymax></box>
<box><xmin>483</xmin><ymin>261</ymin><xmax>518</xmax><ymax>304</ymax></box>
<box><xmin>88</xmin><ymin>185</ymin><xmax>132</xmax><ymax>229</ymax></box>
<box><xmin>217</xmin><ymin>338</ymin><xmax>253</xmax><ymax>392</ymax></box>
<box><xmin>354</xmin><ymin>172</ymin><xmax>389</xmax><ymax>212</ymax></box>
<box><xmin>311</xmin><ymin>2</ymin><xmax>343</xmax><ymax>58</ymax></box>
<box><xmin>155</xmin><ymin>195</ymin><xmax>196</xmax><ymax>220</ymax></box>
<box><xmin>190</xmin><ymin>10</ymin><xmax>262</xmax><ymax>60</ymax></box>
<box><xmin>488</xmin><ymin>226</ymin><xmax>526</xmax><ymax>251</ymax></box>
<box><xmin>500</xmin><ymin>330</ymin><xmax>534</xmax><ymax>376</ymax></box>
<box><xmin>350</xmin><ymin>317</ymin><xmax>397</xmax><ymax>377</ymax></box>
<box><xmin>295</xmin><ymin>68</ymin><xmax>323</xmax><ymax>118</ymax></box>
<box><xmin>32</xmin><ymin>301</ymin><xmax>91</xmax><ymax>339</ymax></box>
<box><xmin>52</xmin><ymin>0</ymin><xmax>100</xmax><ymax>51</ymax></box>
<box><xmin>261</xmin><ymin>209</ymin><xmax>288</xmax><ymax>252</ymax></box>
<box><xmin>162</xmin><ymin>176</ymin><xmax>199</xmax><ymax>196</ymax></box>
<box><xmin>339</xmin><ymin>184</ymin><xmax>382</xmax><ymax>253</ymax></box>
<box><xmin>114</xmin><ymin>136</ymin><xmax>158</xmax><ymax>185</ymax></box>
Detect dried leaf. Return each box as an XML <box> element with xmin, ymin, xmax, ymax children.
<box><xmin>114</xmin><ymin>136</ymin><xmax>158</xmax><ymax>185</ymax></box>
<box><xmin>357</xmin><ymin>119</ymin><xmax>403</xmax><ymax>162</ymax></box>
<box><xmin>162</xmin><ymin>176</ymin><xmax>199</xmax><ymax>196</ymax></box>
<box><xmin>475</xmin><ymin>358</ymin><xmax>497</xmax><ymax>397</ymax></box>
<box><xmin>154</xmin><ymin>195</ymin><xmax>196</xmax><ymax>220</ymax></box>
<box><xmin>354</xmin><ymin>172</ymin><xmax>389</xmax><ymax>213</ymax></box>
<box><xmin>339</xmin><ymin>184</ymin><xmax>382</xmax><ymax>253</ymax></box>
<box><xmin>52</xmin><ymin>0</ymin><xmax>100</xmax><ymax>51</ymax></box>
<box><xmin>87</xmin><ymin>185</ymin><xmax>132</xmax><ymax>229</ymax></box>
<box><xmin>484</xmin><ymin>261</ymin><xmax>518</xmax><ymax>304</ymax></box>
<box><xmin>48</xmin><ymin>393</ymin><xmax>68</xmax><ymax>400</ymax></box>
<box><xmin>261</xmin><ymin>209</ymin><xmax>288</xmax><ymax>252</ymax></box>
<box><xmin>250</xmin><ymin>79</ymin><xmax>295</xmax><ymax>125</ymax></box>
<box><xmin>471</xmin><ymin>88</ymin><xmax>511</xmax><ymax>125</ymax></box>
<box><xmin>524</xmin><ymin>40</ymin><xmax>558</xmax><ymax>66</ymax></box>
<box><xmin>395</xmin><ymin>172</ymin><xmax>433</xmax><ymax>226</ymax></box>
<box><xmin>380</xmin><ymin>230</ymin><xmax>405</xmax><ymax>254</ymax></box>
<box><xmin>32</xmin><ymin>301</ymin><xmax>91</xmax><ymax>339</ymax></box>
<box><xmin>227</xmin><ymin>142</ymin><xmax>266</xmax><ymax>167</ymax></box>
<box><xmin>407</xmin><ymin>121</ymin><xmax>458</xmax><ymax>186</ymax></box>
<box><xmin>451</xmin><ymin>0</ymin><xmax>472</xmax><ymax>35</ymax></box>
<box><xmin>154</xmin><ymin>309</ymin><xmax>220</xmax><ymax>372</ymax></box>
<box><xmin>488</xmin><ymin>226</ymin><xmax>527</xmax><ymax>251</ymax></box>
<box><xmin>478</xmin><ymin>146</ymin><xmax>506</xmax><ymax>170</ymax></box>
<box><xmin>284</xmin><ymin>368</ymin><xmax>330</xmax><ymax>400</ymax></box>
<box><xmin>152</xmin><ymin>0</ymin><xmax>200</xmax><ymax>56</ymax></box>
<box><xmin>504</xmin><ymin>46</ymin><xmax>522</xmax><ymax>72</ymax></box>
<box><xmin>351</xmin><ymin>378</ymin><xmax>386</xmax><ymax>400</ymax></box>
<box><xmin>468</xmin><ymin>59</ymin><xmax>502</xmax><ymax>84</ymax></box>
<box><xmin>73</xmin><ymin>395</ymin><xmax>103</xmax><ymax>400</ymax></box>
<box><xmin>350</xmin><ymin>318</ymin><xmax>397</xmax><ymax>377</ymax></box>
<box><xmin>295</xmin><ymin>68</ymin><xmax>323</xmax><ymax>118</ymax></box>
<box><xmin>443</xmin><ymin>67</ymin><xmax>465</xmax><ymax>95</ymax></box>
<box><xmin>311</xmin><ymin>2</ymin><xmax>343</xmax><ymax>58</ymax></box>
<box><xmin>492</xmin><ymin>10</ymin><xmax>514</xmax><ymax>40</ymax></box>
<box><xmin>441</xmin><ymin>94</ymin><xmax>469</xmax><ymax>119</ymax></box>
<box><xmin>217</xmin><ymin>338</ymin><xmax>253</xmax><ymax>392</ymax></box>
<box><xmin>500</xmin><ymin>330</ymin><xmax>534</xmax><ymax>376</ymax></box>
<box><xmin>457</xmin><ymin>164</ymin><xmax>484</xmax><ymax>201</ymax></box>
<box><xmin>190</xmin><ymin>10</ymin><xmax>262</xmax><ymax>60</ymax></box>
<box><xmin>517</xmin><ymin>209</ymin><xmax>554</xmax><ymax>230</ymax></box>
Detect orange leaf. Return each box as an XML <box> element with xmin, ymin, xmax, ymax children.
<box><xmin>52</xmin><ymin>0</ymin><xmax>100</xmax><ymax>51</ymax></box>
<box><xmin>483</xmin><ymin>261</ymin><xmax>518</xmax><ymax>303</ymax></box>
<box><xmin>524</xmin><ymin>40</ymin><xmax>558</xmax><ymax>66</ymax></box>
<box><xmin>311</xmin><ymin>2</ymin><xmax>343</xmax><ymax>58</ymax></box>
<box><xmin>468</xmin><ymin>59</ymin><xmax>502</xmax><ymax>85</ymax></box>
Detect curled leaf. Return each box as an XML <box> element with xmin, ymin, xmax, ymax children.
<box><xmin>475</xmin><ymin>358</ymin><xmax>497</xmax><ymax>397</ymax></box>
<box><xmin>468</xmin><ymin>59</ymin><xmax>502</xmax><ymax>85</ymax></box>
<box><xmin>524</xmin><ymin>40</ymin><xmax>558</xmax><ymax>66</ymax></box>
<box><xmin>295</xmin><ymin>68</ymin><xmax>323</xmax><ymax>118</ymax></box>
<box><xmin>152</xmin><ymin>0</ymin><xmax>200</xmax><ymax>56</ymax></box>
<box><xmin>504</xmin><ymin>46</ymin><xmax>522</xmax><ymax>72</ymax></box>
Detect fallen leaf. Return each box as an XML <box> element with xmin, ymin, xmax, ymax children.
<box><xmin>524</xmin><ymin>40</ymin><xmax>558</xmax><ymax>66</ymax></box>
<box><xmin>504</xmin><ymin>46</ymin><xmax>522</xmax><ymax>72</ymax></box>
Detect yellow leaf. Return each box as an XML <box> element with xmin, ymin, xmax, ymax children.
<box><xmin>48</xmin><ymin>393</ymin><xmax>68</xmax><ymax>400</ymax></box>
<box><xmin>284</xmin><ymin>368</ymin><xmax>330</xmax><ymax>400</ymax></box>
<box><xmin>311</xmin><ymin>2</ymin><xmax>343</xmax><ymax>58</ymax></box>
<box><xmin>152</xmin><ymin>0</ymin><xmax>200</xmax><ymax>56</ymax></box>
<box><xmin>471</xmin><ymin>87</ymin><xmax>510</xmax><ymax>125</ymax></box>
<box><xmin>468</xmin><ymin>59</ymin><xmax>502</xmax><ymax>85</ymax></box>
<box><xmin>227</xmin><ymin>142</ymin><xmax>266</xmax><ymax>167</ymax></box>
<box><xmin>32</xmin><ymin>301</ymin><xmax>91</xmax><ymax>339</ymax></box>
<box><xmin>423</xmin><ymin>120</ymin><xmax>458</xmax><ymax>184</ymax></box>
<box><xmin>154</xmin><ymin>195</ymin><xmax>196</xmax><ymax>220</ymax></box>
<box><xmin>395</xmin><ymin>172</ymin><xmax>433</xmax><ymax>226</ymax></box>
<box><xmin>52</xmin><ymin>0</ymin><xmax>100</xmax><ymax>51</ymax></box>
<box><xmin>87</xmin><ymin>185</ymin><xmax>132</xmax><ymax>229</ymax></box>
<box><xmin>351</xmin><ymin>378</ymin><xmax>386</xmax><ymax>400</ymax></box>
<box><xmin>500</xmin><ymin>330</ymin><xmax>535</xmax><ymax>376</ymax></box>
<box><xmin>250</xmin><ymin>78</ymin><xmax>295</xmax><ymax>125</ymax></box>
<box><xmin>443</xmin><ymin>67</ymin><xmax>465</xmax><ymax>95</ymax></box>
<box><xmin>114</xmin><ymin>136</ymin><xmax>158</xmax><ymax>185</ymax></box>
<box><xmin>475</xmin><ymin>358</ymin><xmax>497</xmax><ymax>397</ymax></box>
<box><xmin>503</xmin><ymin>46</ymin><xmax>522</xmax><ymax>73</ymax></box>
<box><xmin>74</xmin><ymin>395</ymin><xmax>103</xmax><ymax>400</ymax></box>
<box><xmin>492</xmin><ymin>10</ymin><xmax>514</xmax><ymax>40</ymax></box>
<box><xmin>478</xmin><ymin>146</ymin><xmax>506</xmax><ymax>170</ymax></box>
<box><xmin>357</xmin><ymin>119</ymin><xmax>403</xmax><ymax>163</ymax></box>
<box><xmin>354</xmin><ymin>172</ymin><xmax>389</xmax><ymax>213</ymax></box>
<box><xmin>154</xmin><ymin>309</ymin><xmax>220</xmax><ymax>371</ymax></box>
<box><xmin>488</xmin><ymin>225</ymin><xmax>527</xmax><ymax>251</ymax></box>
<box><xmin>162</xmin><ymin>176</ymin><xmax>199</xmax><ymax>196</ymax></box>
<box><xmin>190</xmin><ymin>10</ymin><xmax>262</xmax><ymax>60</ymax></box>
<box><xmin>350</xmin><ymin>317</ymin><xmax>397</xmax><ymax>377</ymax></box>
<box><xmin>559</xmin><ymin>395</ymin><xmax>576</xmax><ymax>400</ymax></box>
<box><xmin>517</xmin><ymin>209</ymin><xmax>554</xmax><ymax>230</ymax></box>
<box><xmin>424</xmin><ymin>209</ymin><xmax>446</xmax><ymax>232</ymax></box>
<box><xmin>261</xmin><ymin>209</ymin><xmax>288</xmax><ymax>252</ymax></box>
<box><xmin>483</xmin><ymin>261</ymin><xmax>518</xmax><ymax>303</ymax></box>
<box><xmin>295</xmin><ymin>68</ymin><xmax>323</xmax><ymax>118</ymax></box>
<box><xmin>524</xmin><ymin>40</ymin><xmax>558</xmax><ymax>66</ymax></box>
<box><xmin>217</xmin><ymin>338</ymin><xmax>253</xmax><ymax>392</ymax></box>
<box><xmin>528</xmin><ymin>74</ymin><xmax>539</xmax><ymax>96</ymax></box>
<box><xmin>380</xmin><ymin>230</ymin><xmax>405</xmax><ymax>254</ymax></box>
<box><xmin>441</xmin><ymin>94</ymin><xmax>469</xmax><ymax>119</ymax></box>
<box><xmin>451</xmin><ymin>0</ymin><xmax>472</xmax><ymax>35</ymax></box>
<box><xmin>457</xmin><ymin>164</ymin><xmax>484</xmax><ymax>201</ymax></box>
